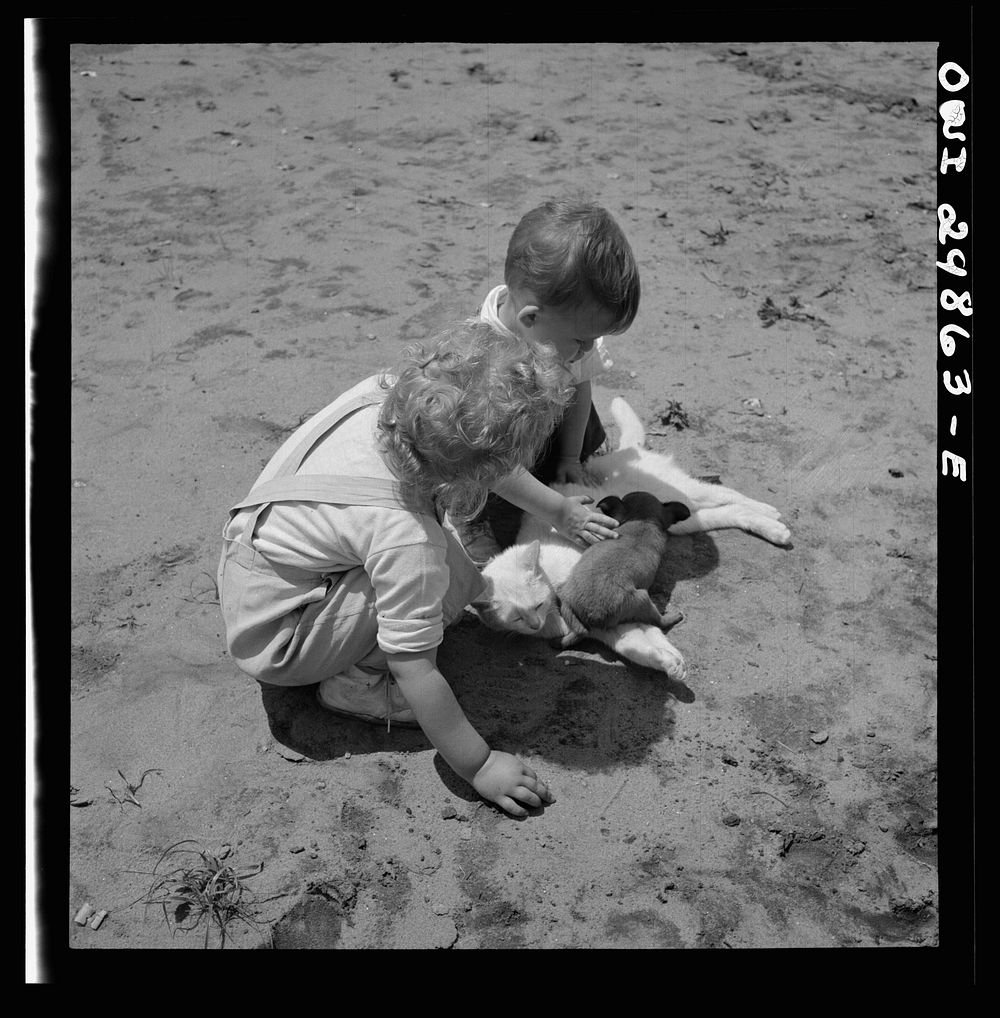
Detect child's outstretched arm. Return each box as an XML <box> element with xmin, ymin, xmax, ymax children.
<box><xmin>388</xmin><ymin>649</ymin><xmax>556</xmax><ymax>817</ymax></box>
<box><xmin>492</xmin><ymin>468</ymin><xmax>619</xmax><ymax>546</ymax></box>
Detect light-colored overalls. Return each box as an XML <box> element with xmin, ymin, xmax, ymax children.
<box><xmin>217</xmin><ymin>380</ymin><xmax>485</xmax><ymax>687</ymax></box>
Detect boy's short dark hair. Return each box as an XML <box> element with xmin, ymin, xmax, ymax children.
<box><xmin>504</xmin><ymin>198</ymin><xmax>640</xmax><ymax>333</ymax></box>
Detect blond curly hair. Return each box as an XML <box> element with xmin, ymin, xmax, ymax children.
<box><xmin>377</xmin><ymin>319</ymin><xmax>573</xmax><ymax>517</ymax></box>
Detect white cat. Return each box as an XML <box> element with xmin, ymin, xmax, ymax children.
<box><xmin>471</xmin><ymin>397</ymin><xmax>791</xmax><ymax>680</ymax></box>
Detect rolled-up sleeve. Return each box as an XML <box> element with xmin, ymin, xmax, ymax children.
<box><xmin>365</xmin><ymin>538</ymin><xmax>451</xmax><ymax>655</ymax></box>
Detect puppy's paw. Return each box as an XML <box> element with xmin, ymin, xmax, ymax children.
<box><xmin>659</xmin><ymin>608</ymin><xmax>684</xmax><ymax>630</ymax></box>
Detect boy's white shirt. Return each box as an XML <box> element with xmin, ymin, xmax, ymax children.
<box><xmin>478</xmin><ymin>285</ymin><xmax>613</xmax><ymax>383</ymax></box>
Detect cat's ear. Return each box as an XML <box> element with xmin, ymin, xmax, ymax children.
<box><xmin>468</xmin><ymin>574</ymin><xmax>493</xmax><ymax>609</ymax></box>
<box><xmin>472</xmin><ymin>574</ymin><xmax>494</xmax><ymax>602</ymax></box>
<box><xmin>515</xmin><ymin>540</ymin><xmax>541</xmax><ymax>570</ymax></box>
<box><xmin>661</xmin><ymin>500</ymin><xmax>692</xmax><ymax>525</ymax></box>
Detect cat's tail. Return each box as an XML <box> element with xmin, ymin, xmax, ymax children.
<box><xmin>610</xmin><ymin>396</ymin><xmax>645</xmax><ymax>450</ymax></box>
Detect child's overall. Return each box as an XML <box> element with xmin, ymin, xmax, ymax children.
<box><xmin>217</xmin><ymin>382</ymin><xmax>485</xmax><ymax>687</ymax></box>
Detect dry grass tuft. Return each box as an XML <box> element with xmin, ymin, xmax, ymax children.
<box><xmin>134</xmin><ymin>839</ymin><xmax>271</xmax><ymax>949</ymax></box>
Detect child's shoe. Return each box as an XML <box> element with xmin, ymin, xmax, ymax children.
<box><xmin>446</xmin><ymin>514</ymin><xmax>502</xmax><ymax>568</ymax></box>
<box><xmin>316</xmin><ymin>665</ymin><xmax>419</xmax><ymax>730</ymax></box>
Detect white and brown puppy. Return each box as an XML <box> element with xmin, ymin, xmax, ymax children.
<box><xmin>557</xmin><ymin>491</ymin><xmax>690</xmax><ymax>647</ymax></box>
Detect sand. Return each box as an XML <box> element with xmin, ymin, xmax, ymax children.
<box><xmin>58</xmin><ymin>39</ymin><xmax>947</xmax><ymax>953</ymax></box>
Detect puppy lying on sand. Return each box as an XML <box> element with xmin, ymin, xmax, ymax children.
<box><xmin>557</xmin><ymin>491</ymin><xmax>690</xmax><ymax>648</ymax></box>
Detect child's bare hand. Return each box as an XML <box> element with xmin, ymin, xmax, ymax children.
<box><xmin>556</xmin><ymin>494</ymin><xmax>619</xmax><ymax>547</ymax></box>
<box><xmin>472</xmin><ymin>750</ymin><xmax>556</xmax><ymax>817</ymax></box>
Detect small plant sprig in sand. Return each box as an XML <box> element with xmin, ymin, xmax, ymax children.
<box><xmin>107</xmin><ymin>767</ymin><xmax>161</xmax><ymax>810</ymax></box>
<box><xmin>135</xmin><ymin>840</ymin><xmax>271</xmax><ymax>949</ymax></box>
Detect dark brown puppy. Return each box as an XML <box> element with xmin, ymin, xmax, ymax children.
<box><xmin>557</xmin><ymin>491</ymin><xmax>690</xmax><ymax>647</ymax></box>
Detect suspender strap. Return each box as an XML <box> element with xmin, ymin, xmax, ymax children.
<box><xmin>272</xmin><ymin>387</ymin><xmax>383</xmax><ymax>480</ymax></box>
<box><xmin>228</xmin><ymin>380</ymin><xmax>434</xmax><ymax>519</ymax></box>
<box><xmin>229</xmin><ymin>475</ymin><xmax>433</xmax><ymax>515</ymax></box>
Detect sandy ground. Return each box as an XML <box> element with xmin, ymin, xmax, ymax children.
<box><xmin>57</xmin><ymin>39</ymin><xmax>950</xmax><ymax>954</ymax></box>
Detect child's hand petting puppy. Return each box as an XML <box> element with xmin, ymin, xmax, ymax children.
<box><xmin>556</xmin><ymin>493</ymin><xmax>620</xmax><ymax>547</ymax></box>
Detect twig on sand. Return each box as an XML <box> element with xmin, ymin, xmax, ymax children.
<box><xmin>601</xmin><ymin>777</ymin><xmax>629</xmax><ymax>814</ymax></box>
<box><xmin>107</xmin><ymin>768</ymin><xmax>162</xmax><ymax>810</ymax></box>
<box><xmin>417</xmin><ymin>195</ymin><xmax>490</xmax><ymax>209</ymax></box>
<box><xmin>181</xmin><ymin>571</ymin><xmax>220</xmax><ymax>605</ymax></box>
<box><xmin>899</xmin><ymin>847</ymin><xmax>936</xmax><ymax>872</ymax></box>
<box><xmin>750</xmin><ymin>790</ymin><xmax>790</xmax><ymax>808</ymax></box>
